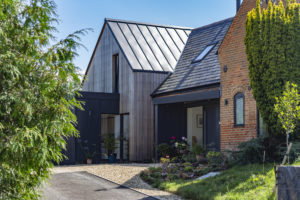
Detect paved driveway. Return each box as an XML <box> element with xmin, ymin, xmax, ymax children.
<box><xmin>42</xmin><ymin>171</ymin><xmax>157</xmax><ymax>200</ymax></box>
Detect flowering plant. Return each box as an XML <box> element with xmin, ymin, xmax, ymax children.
<box><xmin>170</xmin><ymin>136</ymin><xmax>189</xmax><ymax>161</ymax></box>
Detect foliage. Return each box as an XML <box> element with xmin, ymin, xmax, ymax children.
<box><xmin>192</xmin><ymin>144</ymin><xmax>206</xmax><ymax>155</ymax></box>
<box><xmin>103</xmin><ymin>134</ymin><xmax>116</xmax><ymax>155</ymax></box>
<box><xmin>170</xmin><ymin>136</ymin><xmax>189</xmax><ymax>161</ymax></box>
<box><xmin>228</xmin><ymin>135</ymin><xmax>288</xmax><ymax>165</ymax></box>
<box><xmin>77</xmin><ymin>139</ymin><xmax>96</xmax><ymax>159</ymax></box>
<box><xmin>275</xmin><ymin>82</ymin><xmax>300</xmax><ymax>152</ymax></box>
<box><xmin>245</xmin><ymin>0</ymin><xmax>300</xmax><ymax>136</ymax></box>
<box><xmin>160</xmin><ymin>157</ymin><xmax>171</xmax><ymax>164</ymax></box>
<box><xmin>158</xmin><ymin>143</ymin><xmax>175</xmax><ymax>158</ymax></box>
<box><xmin>229</xmin><ymin>136</ymin><xmax>267</xmax><ymax>165</ymax></box>
<box><xmin>0</xmin><ymin>0</ymin><xmax>87</xmax><ymax>199</ymax></box>
<box><xmin>182</xmin><ymin>153</ymin><xmax>197</xmax><ymax>163</ymax></box>
<box><xmin>279</xmin><ymin>141</ymin><xmax>300</xmax><ymax>163</ymax></box>
<box><xmin>206</xmin><ymin>151</ymin><xmax>225</xmax><ymax>169</ymax></box>
<box><xmin>157</xmin><ymin>164</ymin><xmax>276</xmax><ymax>200</ymax></box>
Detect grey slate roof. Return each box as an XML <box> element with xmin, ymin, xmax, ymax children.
<box><xmin>106</xmin><ymin>18</ymin><xmax>192</xmax><ymax>72</ymax></box>
<box><xmin>154</xmin><ymin>18</ymin><xmax>233</xmax><ymax>95</ymax></box>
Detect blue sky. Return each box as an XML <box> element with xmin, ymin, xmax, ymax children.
<box><xmin>54</xmin><ymin>0</ymin><xmax>237</xmax><ymax>73</ymax></box>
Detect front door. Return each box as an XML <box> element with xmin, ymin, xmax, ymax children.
<box><xmin>204</xmin><ymin>105</ymin><xmax>220</xmax><ymax>151</ymax></box>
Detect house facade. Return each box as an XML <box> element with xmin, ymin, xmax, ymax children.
<box><xmin>64</xmin><ymin>0</ymin><xmax>295</xmax><ymax>163</ymax></box>
<box><xmin>152</xmin><ymin>18</ymin><xmax>233</xmax><ymax>154</ymax></box>
<box><xmin>80</xmin><ymin>18</ymin><xmax>191</xmax><ymax>162</ymax></box>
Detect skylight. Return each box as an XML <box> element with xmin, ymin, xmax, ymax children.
<box><xmin>193</xmin><ymin>44</ymin><xmax>215</xmax><ymax>63</ymax></box>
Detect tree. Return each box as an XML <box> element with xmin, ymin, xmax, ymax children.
<box><xmin>274</xmin><ymin>82</ymin><xmax>300</xmax><ymax>162</ymax></box>
<box><xmin>245</xmin><ymin>0</ymin><xmax>300</xmax><ymax>136</ymax></box>
<box><xmin>0</xmin><ymin>0</ymin><xmax>86</xmax><ymax>199</ymax></box>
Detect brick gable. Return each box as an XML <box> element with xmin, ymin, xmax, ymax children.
<box><xmin>218</xmin><ymin>0</ymin><xmax>261</xmax><ymax>150</ymax></box>
<box><xmin>218</xmin><ymin>0</ymin><xmax>299</xmax><ymax>150</ymax></box>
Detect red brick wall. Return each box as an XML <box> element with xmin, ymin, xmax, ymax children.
<box><xmin>218</xmin><ymin>0</ymin><xmax>298</xmax><ymax>150</ymax></box>
<box><xmin>218</xmin><ymin>0</ymin><xmax>259</xmax><ymax>150</ymax></box>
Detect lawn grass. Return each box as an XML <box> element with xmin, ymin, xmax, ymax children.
<box><xmin>155</xmin><ymin>164</ymin><xmax>277</xmax><ymax>200</ymax></box>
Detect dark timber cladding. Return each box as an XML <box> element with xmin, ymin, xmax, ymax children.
<box><xmin>62</xmin><ymin>92</ymin><xmax>119</xmax><ymax>165</ymax></box>
<box><xmin>82</xmin><ymin>18</ymin><xmax>192</xmax><ymax>161</ymax></box>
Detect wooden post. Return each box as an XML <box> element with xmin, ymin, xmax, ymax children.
<box><xmin>154</xmin><ymin>104</ymin><xmax>159</xmax><ymax>162</ymax></box>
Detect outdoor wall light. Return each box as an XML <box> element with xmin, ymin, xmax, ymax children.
<box><xmin>248</xmin><ymin>86</ymin><xmax>252</xmax><ymax>91</ymax></box>
<box><xmin>224</xmin><ymin>99</ymin><xmax>228</xmax><ymax>105</ymax></box>
<box><xmin>223</xmin><ymin>65</ymin><xmax>228</xmax><ymax>72</ymax></box>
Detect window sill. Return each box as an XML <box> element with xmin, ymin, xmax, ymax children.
<box><xmin>234</xmin><ymin>124</ymin><xmax>244</xmax><ymax>128</ymax></box>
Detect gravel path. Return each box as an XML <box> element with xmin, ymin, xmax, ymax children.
<box><xmin>52</xmin><ymin>163</ymin><xmax>182</xmax><ymax>200</ymax></box>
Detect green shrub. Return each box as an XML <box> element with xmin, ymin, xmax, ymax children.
<box><xmin>207</xmin><ymin>151</ymin><xmax>224</xmax><ymax>168</ymax></box>
<box><xmin>160</xmin><ymin>157</ymin><xmax>170</xmax><ymax>163</ymax></box>
<box><xmin>192</xmin><ymin>144</ymin><xmax>206</xmax><ymax>155</ymax></box>
<box><xmin>158</xmin><ymin>143</ymin><xmax>175</xmax><ymax>158</ymax></box>
<box><xmin>229</xmin><ymin>135</ymin><xmax>285</xmax><ymax>165</ymax></box>
<box><xmin>184</xmin><ymin>166</ymin><xmax>193</xmax><ymax>172</ymax></box>
<box><xmin>182</xmin><ymin>153</ymin><xmax>196</xmax><ymax>163</ymax></box>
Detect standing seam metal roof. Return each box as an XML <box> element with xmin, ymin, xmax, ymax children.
<box><xmin>153</xmin><ymin>17</ymin><xmax>233</xmax><ymax>95</ymax></box>
<box><xmin>106</xmin><ymin>18</ymin><xmax>192</xmax><ymax>72</ymax></box>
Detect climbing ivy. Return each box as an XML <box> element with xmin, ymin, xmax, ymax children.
<box><xmin>245</xmin><ymin>0</ymin><xmax>300</xmax><ymax>136</ymax></box>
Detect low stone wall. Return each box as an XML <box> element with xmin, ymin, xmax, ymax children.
<box><xmin>276</xmin><ymin>166</ymin><xmax>300</xmax><ymax>200</ymax></box>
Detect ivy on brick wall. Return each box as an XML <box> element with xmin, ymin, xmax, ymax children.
<box><xmin>245</xmin><ymin>0</ymin><xmax>300</xmax><ymax>136</ymax></box>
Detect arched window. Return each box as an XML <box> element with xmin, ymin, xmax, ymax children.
<box><xmin>234</xmin><ymin>93</ymin><xmax>244</xmax><ymax>126</ymax></box>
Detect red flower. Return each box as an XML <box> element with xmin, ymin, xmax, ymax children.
<box><xmin>171</xmin><ymin>136</ymin><xmax>176</xmax><ymax>140</ymax></box>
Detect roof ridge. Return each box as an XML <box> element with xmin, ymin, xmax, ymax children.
<box><xmin>192</xmin><ymin>17</ymin><xmax>234</xmax><ymax>32</ymax></box>
<box><xmin>105</xmin><ymin>18</ymin><xmax>193</xmax><ymax>30</ymax></box>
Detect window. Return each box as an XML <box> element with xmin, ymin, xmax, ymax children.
<box><xmin>234</xmin><ymin>93</ymin><xmax>244</xmax><ymax>126</ymax></box>
<box><xmin>193</xmin><ymin>44</ymin><xmax>215</xmax><ymax>63</ymax></box>
<box><xmin>112</xmin><ymin>54</ymin><xmax>119</xmax><ymax>93</ymax></box>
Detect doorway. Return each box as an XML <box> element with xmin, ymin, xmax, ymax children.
<box><xmin>187</xmin><ymin>106</ymin><xmax>204</xmax><ymax>148</ymax></box>
<box><xmin>100</xmin><ymin>114</ymin><xmax>129</xmax><ymax>160</ymax></box>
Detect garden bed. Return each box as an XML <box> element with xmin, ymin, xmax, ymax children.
<box><xmin>140</xmin><ymin>163</ymin><xmax>276</xmax><ymax>200</ymax></box>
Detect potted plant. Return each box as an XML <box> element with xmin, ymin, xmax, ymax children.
<box><xmin>104</xmin><ymin>134</ymin><xmax>117</xmax><ymax>163</ymax></box>
<box><xmin>192</xmin><ymin>144</ymin><xmax>206</xmax><ymax>162</ymax></box>
<box><xmin>83</xmin><ymin>145</ymin><xmax>96</xmax><ymax>164</ymax></box>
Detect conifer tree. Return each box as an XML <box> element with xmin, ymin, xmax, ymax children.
<box><xmin>0</xmin><ymin>0</ymin><xmax>86</xmax><ymax>199</ymax></box>
<box><xmin>245</xmin><ymin>0</ymin><xmax>300</xmax><ymax>136</ymax></box>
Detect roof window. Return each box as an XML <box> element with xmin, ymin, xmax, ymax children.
<box><xmin>192</xmin><ymin>44</ymin><xmax>216</xmax><ymax>63</ymax></box>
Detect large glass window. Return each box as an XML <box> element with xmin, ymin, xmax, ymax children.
<box><xmin>234</xmin><ymin>93</ymin><xmax>244</xmax><ymax>126</ymax></box>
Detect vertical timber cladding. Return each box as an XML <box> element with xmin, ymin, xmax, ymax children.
<box><xmin>130</xmin><ymin>72</ymin><xmax>168</xmax><ymax>161</ymax></box>
<box><xmin>81</xmin><ymin>22</ymin><xmax>169</xmax><ymax>161</ymax></box>
<box><xmin>74</xmin><ymin>92</ymin><xmax>120</xmax><ymax>164</ymax></box>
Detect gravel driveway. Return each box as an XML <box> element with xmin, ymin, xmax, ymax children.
<box><xmin>50</xmin><ymin>163</ymin><xmax>182</xmax><ymax>200</ymax></box>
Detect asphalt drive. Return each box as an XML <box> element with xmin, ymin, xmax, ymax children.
<box><xmin>42</xmin><ymin>171</ymin><xmax>157</xmax><ymax>200</ymax></box>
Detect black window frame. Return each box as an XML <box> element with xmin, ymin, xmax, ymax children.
<box><xmin>234</xmin><ymin>92</ymin><xmax>245</xmax><ymax>127</ymax></box>
<box><xmin>112</xmin><ymin>54</ymin><xmax>119</xmax><ymax>93</ymax></box>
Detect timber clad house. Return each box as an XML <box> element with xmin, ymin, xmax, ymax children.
<box><xmin>63</xmin><ymin>0</ymin><xmax>282</xmax><ymax>164</ymax></box>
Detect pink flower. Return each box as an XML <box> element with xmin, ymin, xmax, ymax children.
<box><xmin>171</xmin><ymin>136</ymin><xmax>176</xmax><ymax>140</ymax></box>
<box><xmin>166</xmin><ymin>155</ymin><xmax>169</xmax><ymax>159</ymax></box>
